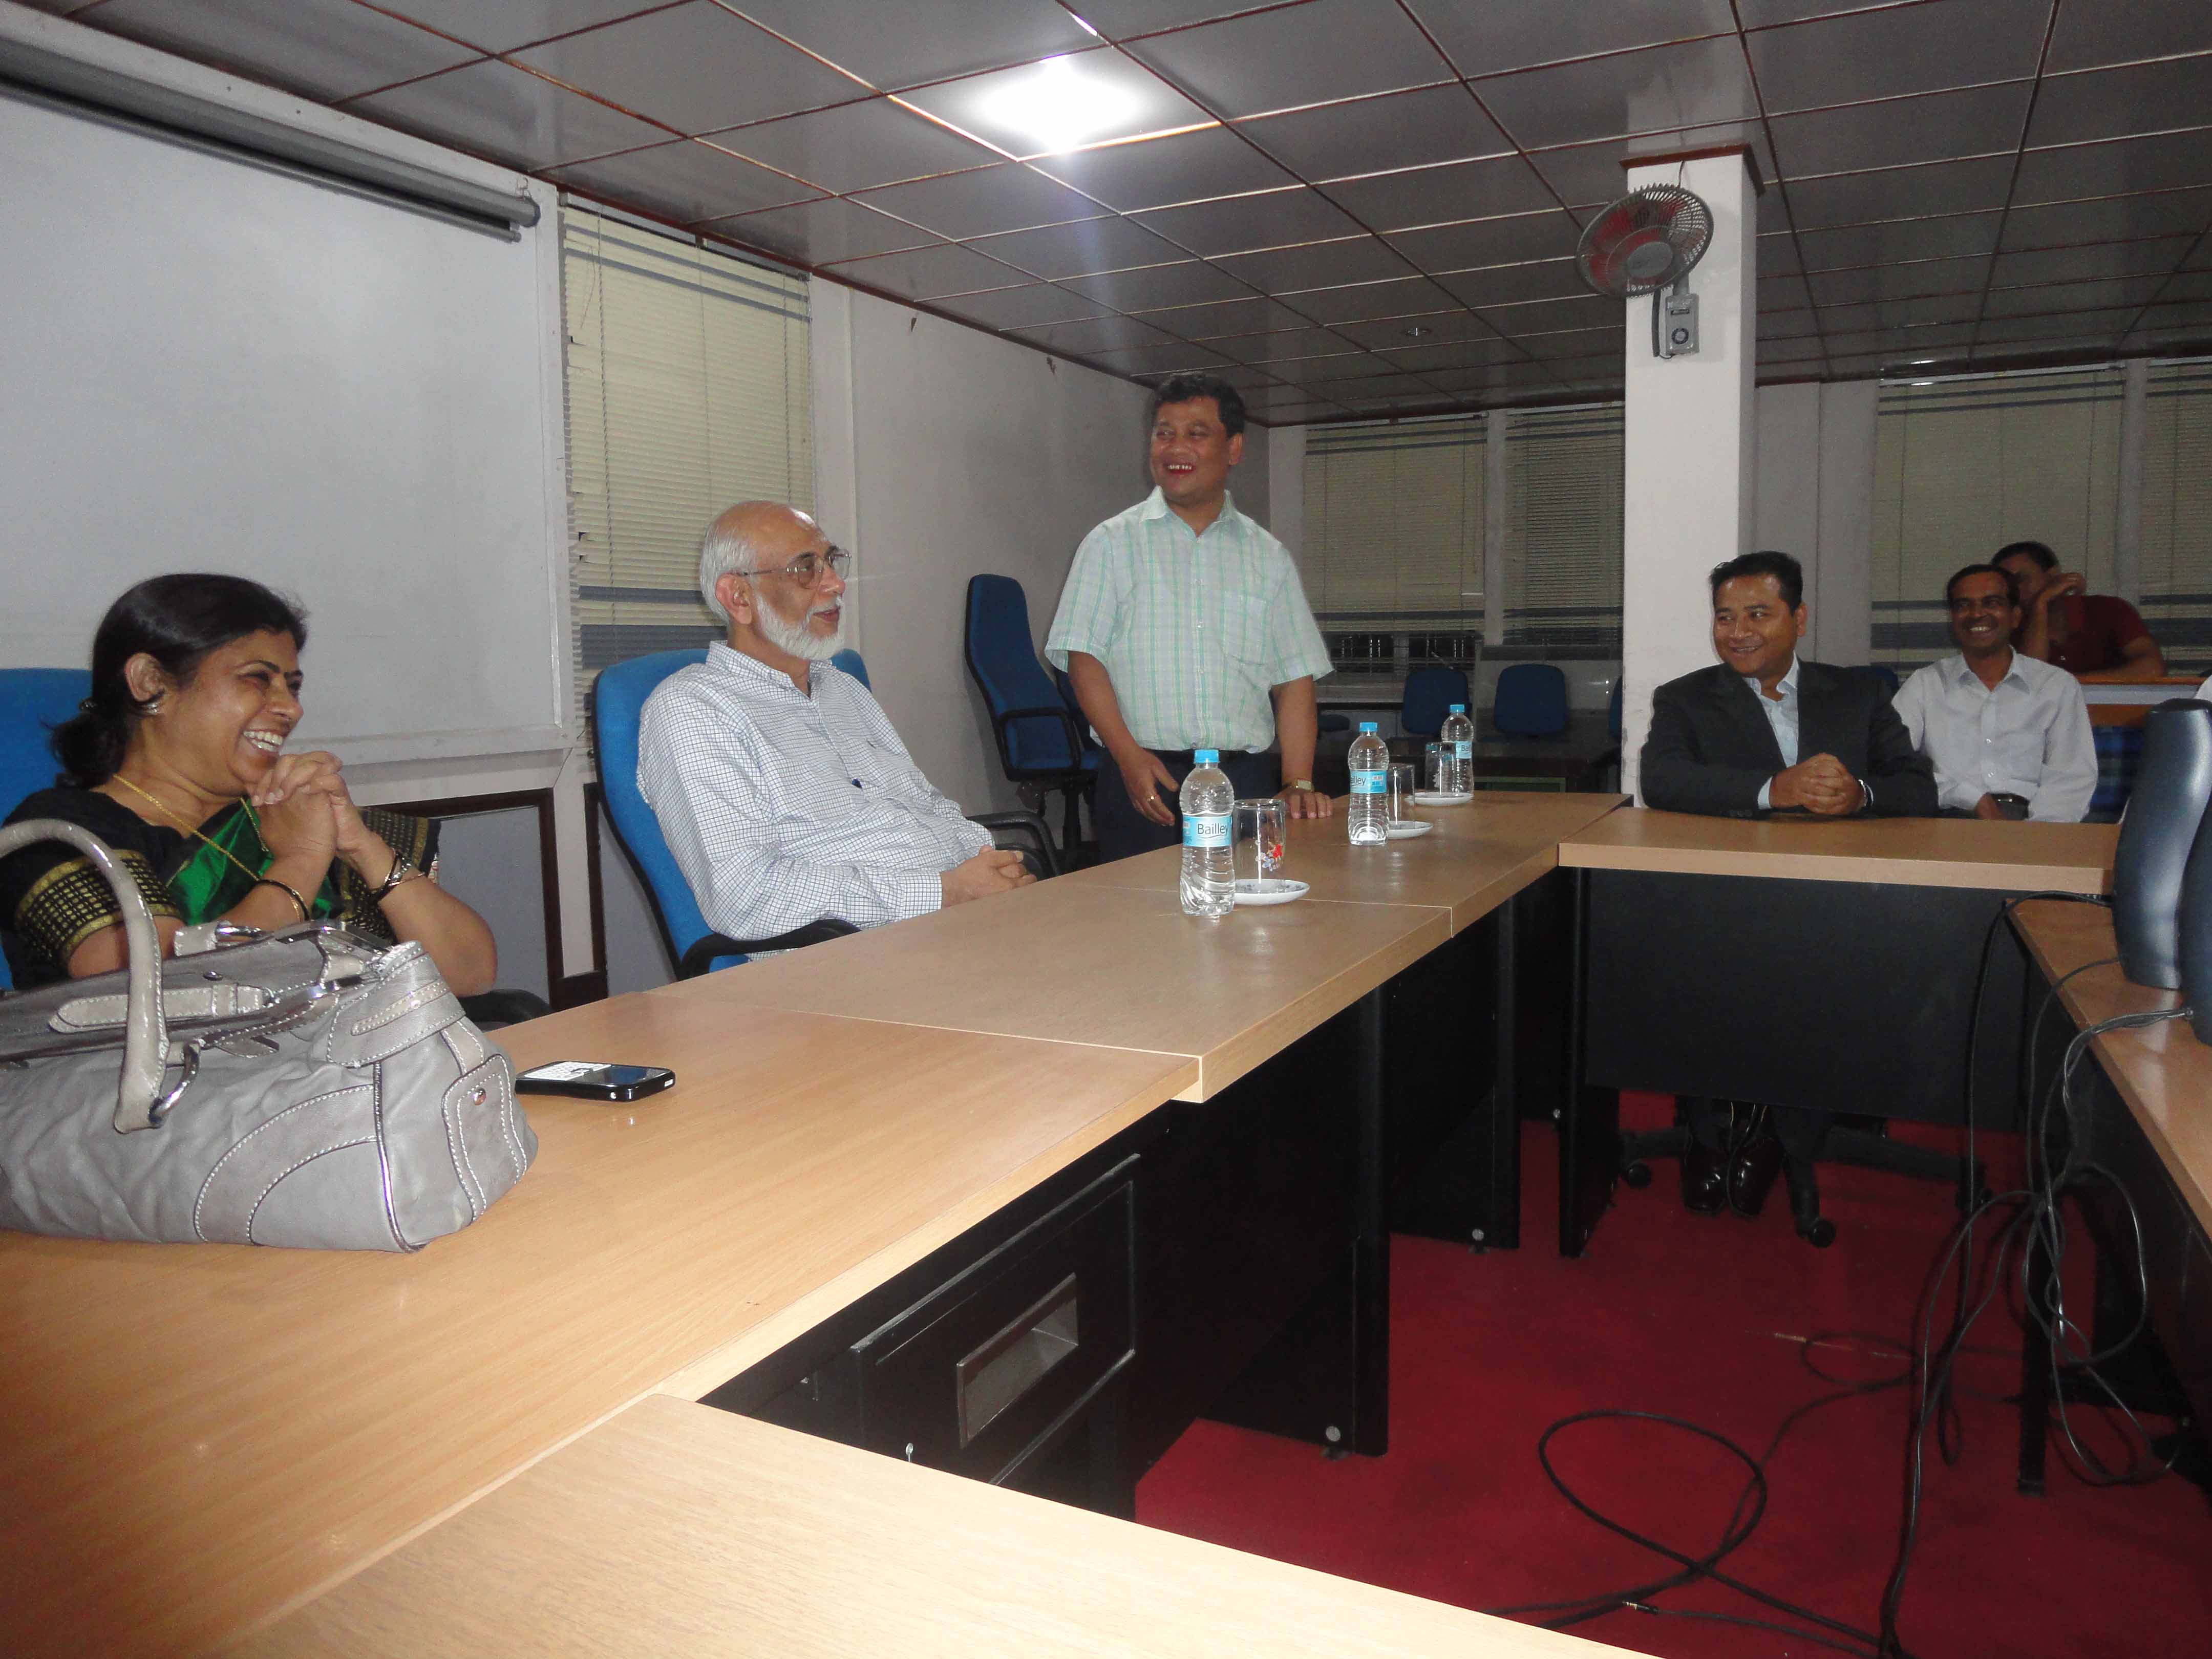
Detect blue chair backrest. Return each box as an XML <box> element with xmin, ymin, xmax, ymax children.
<box><xmin>965</xmin><ymin>576</ymin><xmax>1081</xmax><ymax>773</ymax></box>
<box><xmin>0</xmin><ymin>669</ymin><xmax>94</xmax><ymax>992</ymax></box>
<box><xmin>831</xmin><ymin>648</ymin><xmax>870</xmax><ymax>688</ymax></box>
<box><xmin>2091</xmin><ymin>722</ymin><xmax>2142</xmax><ymax>821</ymax></box>
<box><xmin>591</xmin><ymin>649</ymin><xmax>747</xmax><ymax>973</ymax></box>
<box><xmin>1866</xmin><ymin>662</ymin><xmax>1901</xmax><ymax>696</ymax></box>
<box><xmin>1495</xmin><ymin>663</ymin><xmax>1570</xmax><ymax>737</ymax></box>
<box><xmin>1399</xmin><ymin>666</ymin><xmax>1470</xmax><ymax>738</ymax></box>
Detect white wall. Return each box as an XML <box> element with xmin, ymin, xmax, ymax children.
<box><xmin>1753</xmin><ymin>379</ymin><xmax>1878</xmax><ymax>666</ymax></box>
<box><xmin>811</xmin><ymin>281</ymin><xmax>1155</xmax><ymax>816</ymax></box>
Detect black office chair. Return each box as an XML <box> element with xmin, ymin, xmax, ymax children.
<box><xmin>1619</xmin><ymin>1101</ymin><xmax>1980</xmax><ymax>1248</ymax></box>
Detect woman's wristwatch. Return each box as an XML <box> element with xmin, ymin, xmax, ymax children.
<box><xmin>372</xmin><ymin>854</ymin><xmax>417</xmax><ymax>903</ymax></box>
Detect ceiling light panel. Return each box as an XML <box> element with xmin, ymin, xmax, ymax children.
<box><xmin>1029</xmin><ymin>125</ymin><xmax>1298</xmax><ymax>212</ymax></box>
<box><xmin>899</xmin><ymin>48</ymin><xmax>1208</xmax><ymax>156</ymax></box>
<box><xmin>731</xmin><ymin>0</ymin><xmax>1101</xmax><ymax>91</ymax></box>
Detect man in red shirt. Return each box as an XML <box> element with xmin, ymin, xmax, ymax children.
<box><xmin>1994</xmin><ymin>540</ymin><xmax>2165</xmax><ymax>683</ymax></box>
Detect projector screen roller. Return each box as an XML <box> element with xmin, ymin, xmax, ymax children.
<box><xmin>0</xmin><ymin>86</ymin><xmax>570</xmax><ymax>764</ymax></box>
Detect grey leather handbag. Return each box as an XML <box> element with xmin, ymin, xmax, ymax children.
<box><xmin>0</xmin><ymin>819</ymin><xmax>536</xmax><ymax>1249</ymax></box>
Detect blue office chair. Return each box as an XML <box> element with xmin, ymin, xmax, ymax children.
<box><xmin>964</xmin><ymin>576</ymin><xmax>1095</xmax><ymax>856</ymax></box>
<box><xmin>593</xmin><ymin>650</ymin><xmax>1056</xmax><ymax>979</ymax></box>
<box><xmin>1866</xmin><ymin>663</ymin><xmax>1901</xmax><ymax>696</ymax></box>
<box><xmin>1398</xmin><ymin>666</ymin><xmax>1471</xmax><ymax>739</ymax></box>
<box><xmin>0</xmin><ymin>669</ymin><xmax>93</xmax><ymax>991</ymax></box>
<box><xmin>1494</xmin><ymin>663</ymin><xmax>1571</xmax><ymax>738</ymax></box>
<box><xmin>831</xmin><ymin>647</ymin><xmax>870</xmax><ymax>688</ymax></box>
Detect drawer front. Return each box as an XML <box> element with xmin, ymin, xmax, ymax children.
<box><xmin>854</xmin><ymin>1163</ymin><xmax>1135</xmax><ymax>1485</ymax></box>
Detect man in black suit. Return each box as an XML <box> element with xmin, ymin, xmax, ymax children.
<box><xmin>1637</xmin><ymin>551</ymin><xmax>1937</xmax><ymax>1229</ymax></box>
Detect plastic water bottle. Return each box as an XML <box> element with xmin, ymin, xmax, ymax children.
<box><xmin>1348</xmin><ymin>722</ymin><xmax>1389</xmax><ymax>845</ymax></box>
<box><xmin>1179</xmin><ymin>748</ymin><xmax>1235</xmax><ymax>917</ymax></box>
<box><xmin>1441</xmin><ymin>702</ymin><xmax>1474</xmax><ymax>795</ymax></box>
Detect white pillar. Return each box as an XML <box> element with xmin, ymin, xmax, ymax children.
<box><xmin>1483</xmin><ymin>408</ymin><xmax>1508</xmax><ymax>649</ymax></box>
<box><xmin>2115</xmin><ymin>356</ymin><xmax>2149</xmax><ymax>606</ymax></box>
<box><xmin>1620</xmin><ymin>152</ymin><xmax>1758</xmax><ymax>802</ymax></box>
<box><xmin>1813</xmin><ymin>380</ymin><xmax>1878</xmax><ymax>666</ymax></box>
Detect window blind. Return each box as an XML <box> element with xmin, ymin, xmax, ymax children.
<box><xmin>562</xmin><ymin>205</ymin><xmax>813</xmax><ymax>733</ymax></box>
<box><xmin>1870</xmin><ymin>365</ymin><xmax>2123</xmax><ymax>668</ymax></box>
<box><xmin>1502</xmin><ymin>403</ymin><xmax>1623</xmax><ymax>655</ymax></box>
<box><xmin>2139</xmin><ymin>356</ymin><xmax>2212</xmax><ymax>675</ymax></box>
<box><xmin>1301</xmin><ymin>413</ymin><xmax>1485</xmax><ymax>632</ymax></box>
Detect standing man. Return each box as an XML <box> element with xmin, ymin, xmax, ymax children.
<box><xmin>1047</xmin><ymin>374</ymin><xmax>1334</xmax><ymax>863</ymax></box>
<box><xmin>1892</xmin><ymin>563</ymin><xmax>2096</xmax><ymax>823</ymax></box>
<box><xmin>1993</xmin><ymin>539</ymin><xmax>2164</xmax><ymax>683</ymax></box>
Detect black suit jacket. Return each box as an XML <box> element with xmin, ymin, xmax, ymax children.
<box><xmin>1639</xmin><ymin>659</ymin><xmax>1937</xmax><ymax>819</ymax></box>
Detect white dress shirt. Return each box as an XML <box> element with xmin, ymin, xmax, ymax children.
<box><xmin>1891</xmin><ymin>650</ymin><xmax>2096</xmax><ymax>822</ymax></box>
<box><xmin>1748</xmin><ymin>658</ymin><xmax>1800</xmax><ymax>810</ymax></box>
<box><xmin>637</xmin><ymin>643</ymin><xmax>991</xmax><ymax>940</ymax></box>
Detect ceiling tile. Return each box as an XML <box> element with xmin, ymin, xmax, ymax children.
<box><xmin>1768</xmin><ymin>83</ymin><xmax>2029</xmax><ymax>181</ymax></box>
<box><xmin>1761</xmin><ymin>307</ymin><xmax>1823</xmax><ymax>339</ymax></box>
<box><xmin>1214</xmin><ymin>236</ymin><xmax>1417</xmax><ymax>290</ymax></box>
<box><xmin>1273</xmin><ymin>275</ymin><xmax>1463</xmax><ymax>324</ymax></box>
<box><xmin>83</xmin><ymin>0</ymin><xmax>479</xmax><ymax>103</ymax></box>
<box><xmin>1209</xmin><ymin>327</ymin><xmax>1369</xmax><ymax>365</ymax></box>
<box><xmin>511</xmin><ymin>3</ymin><xmax>865</xmax><ymax>134</ymax></box>
<box><xmin>1822</xmin><ymin>326</ymin><xmax>1976</xmax><ymax>357</ymax></box>
<box><xmin>1781</xmin><ymin>157</ymin><xmax>2016</xmax><ymax>230</ymax></box>
<box><xmin>1384</xmin><ymin>209</ymin><xmax>1586</xmax><ymax>272</ymax></box>
<box><xmin>708</xmin><ymin>97</ymin><xmax>998</xmax><ymax>193</ymax></box>
<box><xmin>1760</xmin><ymin>272</ymin><xmax>1816</xmax><ymax>311</ymax></box>
<box><xmin>1477</xmin><ymin>293</ymin><xmax>1621</xmax><ymax>336</ymax></box>
<box><xmin>373</xmin><ymin>1</ymin><xmax>649</xmax><ymax>55</ymax></box>
<box><xmin>708</xmin><ymin>196</ymin><xmax>941</xmax><ymax>262</ymax></box>
<box><xmin>1068</xmin><ymin>3</ymin><xmax>1279</xmax><ymax>37</ymax></box>
<box><xmin>968</xmin><ymin>216</ymin><xmax>1185</xmax><ymax>278</ymax></box>
<box><xmin>1122</xmin><ymin>0</ymin><xmax>1454</xmax><ymax>121</ymax></box>
<box><xmin>1083</xmin><ymin>338</ymin><xmax>1246</xmax><ymax>373</ymax></box>
<box><xmin>1031</xmin><ymin>127</ymin><xmax>1297</xmax><ymax>212</ymax></box>
<box><xmin>1008</xmin><ymin>315</ymin><xmax>1182</xmax><ymax>355</ymax></box>
<box><xmin>1406</xmin><ymin>0</ymin><xmax>1735</xmax><ymax>79</ymax></box>
<box><xmin>545</xmin><ymin>138</ymin><xmax>822</xmax><ymax>221</ymax></box>
<box><xmin>1998</xmin><ymin>189</ymin><xmax>2212</xmax><ymax>250</ymax></box>
<box><xmin>1435</xmin><ymin>257</ymin><xmax>1587</xmax><ymax>309</ymax></box>
<box><xmin>823</xmin><ymin>242</ymin><xmax>1030</xmax><ymax>300</ymax></box>
<box><xmin>1820</xmin><ymin>293</ymin><xmax>1985</xmax><ymax>329</ymax></box>
<box><xmin>1235</xmin><ymin>84</ymin><xmax>1509</xmax><ymax>181</ymax></box>
<box><xmin>1133</xmin><ymin>187</ymin><xmax>1366</xmax><ymax>256</ymax></box>
<box><xmin>1322</xmin><ymin>155</ymin><xmax>1557</xmax><ymax>232</ymax></box>
<box><xmin>1758</xmin><ymin>232</ymin><xmax>1802</xmax><ymax>275</ymax></box>
<box><xmin>2014</xmin><ymin>132</ymin><xmax>2212</xmax><ymax>206</ymax></box>
<box><xmin>852</xmin><ymin>164</ymin><xmax>1106</xmax><ymax>236</ymax></box>
<box><xmin>347</xmin><ymin>58</ymin><xmax>667</xmax><ymax>169</ymax></box>
<box><xmin>1743</xmin><ymin>0</ymin><xmax>2051</xmax><ymax>113</ymax></box>
<box><xmin>1058</xmin><ymin>261</ymin><xmax>1258</xmax><ymax>309</ymax></box>
<box><xmin>1362</xmin><ymin>317</ymin><xmax>1525</xmax><ymax>356</ymax></box>
<box><xmin>1514</xmin><ymin>325</ymin><xmax>1622</xmax><ymax>358</ymax></box>
<box><xmin>727</xmin><ymin>0</ymin><xmax>1098</xmax><ymax>90</ymax></box>
<box><xmin>1975</xmin><ymin>309</ymin><xmax>2138</xmax><ymax>343</ymax></box>
<box><xmin>1823</xmin><ymin>351</ymin><xmax>1904</xmax><ymax>376</ymax></box>
<box><xmin>927</xmin><ymin>284</ymin><xmax>1112</xmax><ymax>329</ymax></box>
<box><xmin>1794</xmin><ymin>211</ymin><xmax>2004</xmax><ymax>269</ymax></box>
<box><xmin>1983</xmin><ymin>276</ymin><xmax>2169</xmax><ymax>317</ymax></box>
<box><xmin>1128</xmin><ymin>296</ymin><xmax>1316</xmax><ymax>338</ymax></box>
<box><xmin>898</xmin><ymin>47</ymin><xmax>1208</xmax><ymax>156</ymax></box>
<box><xmin>1807</xmin><ymin>254</ymin><xmax>1991</xmax><ymax>305</ymax></box>
<box><xmin>1992</xmin><ymin>238</ymin><xmax>2194</xmax><ymax>288</ymax></box>
<box><xmin>2030</xmin><ymin>60</ymin><xmax>2212</xmax><ymax>151</ymax></box>
<box><xmin>2046</xmin><ymin>7</ymin><xmax>2212</xmax><ymax>73</ymax></box>
<box><xmin>1472</xmin><ymin>36</ymin><xmax>1759</xmax><ymax>150</ymax></box>
<box><xmin>2155</xmin><ymin>271</ymin><xmax>2212</xmax><ymax>303</ymax></box>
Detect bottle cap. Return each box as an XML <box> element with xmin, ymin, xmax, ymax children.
<box><xmin>1359</xmin><ymin>722</ymin><xmax>1379</xmax><ymax>734</ymax></box>
<box><xmin>1449</xmin><ymin>703</ymin><xmax>1466</xmax><ymax>714</ymax></box>
<box><xmin>1194</xmin><ymin>748</ymin><xmax>1219</xmax><ymax>763</ymax></box>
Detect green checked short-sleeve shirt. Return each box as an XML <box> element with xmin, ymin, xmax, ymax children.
<box><xmin>1046</xmin><ymin>488</ymin><xmax>1333</xmax><ymax>754</ymax></box>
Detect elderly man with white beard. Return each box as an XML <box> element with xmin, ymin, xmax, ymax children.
<box><xmin>638</xmin><ymin>500</ymin><xmax>1032</xmax><ymax>943</ymax></box>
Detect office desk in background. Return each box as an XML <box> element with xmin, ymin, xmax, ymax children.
<box><xmin>1554</xmin><ymin>811</ymin><xmax>2118</xmax><ymax>1255</ymax></box>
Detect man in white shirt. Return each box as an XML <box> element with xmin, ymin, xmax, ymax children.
<box><xmin>638</xmin><ymin>501</ymin><xmax>1032</xmax><ymax>943</ymax></box>
<box><xmin>1892</xmin><ymin>562</ymin><xmax>2096</xmax><ymax>823</ymax></box>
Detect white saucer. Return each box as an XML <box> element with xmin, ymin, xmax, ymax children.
<box><xmin>1386</xmin><ymin>820</ymin><xmax>1434</xmax><ymax>839</ymax></box>
<box><xmin>1412</xmin><ymin>790</ymin><xmax>1474</xmax><ymax>806</ymax></box>
<box><xmin>1233</xmin><ymin>878</ymin><xmax>1309</xmax><ymax>906</ymax></box>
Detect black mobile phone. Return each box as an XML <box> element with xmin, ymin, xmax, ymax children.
<box><xmin>515</xmin><ymin>1061</ymin><xmax>676</xmax><ymax>1102</ymax></box>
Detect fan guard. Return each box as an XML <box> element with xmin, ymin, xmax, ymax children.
<box><xmin>1577</xmin><ymin>184</ymin><xmax>1714</xmax><ymax>299</ymax></box>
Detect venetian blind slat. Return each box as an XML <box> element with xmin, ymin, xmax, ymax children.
<box><xmin>2140</xmin><ymin>356</ymin><xmax>2212</xmax><ymax>675</ymax></box>
<box><xmin>1301</xmin><ymin>416</ymin><xmax>1484</xmax><ymax>633</ymax></box>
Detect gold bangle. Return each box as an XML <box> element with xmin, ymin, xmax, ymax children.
<box><xmin>252</xmin><ymin>877</ymin><xmax>310</xmax><ymax>923</ymax></box>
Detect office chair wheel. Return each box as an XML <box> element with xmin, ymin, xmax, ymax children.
<box><xmin>1621</xmin><ymin>1160</ymin><xmax>1653</xmax><ymax>1189</ymax></box>
<box><xmin>1798</xmin><ymin>1216</ymin><xmax>1837</xmax><ymax>1248</ymax></box>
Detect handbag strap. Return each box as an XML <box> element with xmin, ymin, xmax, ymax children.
<box><xmin>0</xmin><ymin>818</ymin><xmax>172</xmax><ymax>1132</ymax></box>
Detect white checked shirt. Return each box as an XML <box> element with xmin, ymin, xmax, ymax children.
<box><xmin>1046</xmin><ymin>488</ymin><xmax>1333</xmax><ymax>754</ymax></box>
<box><xmin>1892</xmin><ymin>650</ymin><xmax>2096</xmax><ymax>822</ymax></box>
<box><xmin>1748</xmin><ymin>658</ymin><xmax>1800</xmax><ymax>810</ymax></box>
<box><xmin>637</xmin><ymin>644</ymin><xmax>991</xmax><ymax>940</ymax></box>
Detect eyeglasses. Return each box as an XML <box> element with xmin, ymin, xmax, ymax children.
<box><xmin>736</xmin><ymin>547</ymin><xmax>850</xmax><ymax>590</ymax></box>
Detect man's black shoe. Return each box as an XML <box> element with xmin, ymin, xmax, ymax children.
<box><xmin>1681</xmin><ymin>1142</ymin><xmax>1727</xmax><ymax>1214</ymax></box>
<box><xmin>1728</xmin><ymin>1129</ymin><xmax>1784</xmax><ymax>1217</ymax></box>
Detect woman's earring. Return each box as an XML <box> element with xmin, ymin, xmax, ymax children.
<box><xmin>144</xmin><ymin>695</ymin><xmax>164</xmax><ymax>715</ymax></box>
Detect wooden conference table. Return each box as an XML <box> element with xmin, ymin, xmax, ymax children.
<box><xmin>0</xmin><ymin>791</ymin><xmax>1623</xmax><ymax>1659</ymax></box>
<box><xmin>1553</xmin><ymin>810</ymin><xmax>2119</xmax><ymax>1253</ymax></box>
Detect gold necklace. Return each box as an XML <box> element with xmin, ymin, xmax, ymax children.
<box><xmin>108</xmin><ymin>774</ymin><xmax>267</xmax><ymax>887</ymax></box>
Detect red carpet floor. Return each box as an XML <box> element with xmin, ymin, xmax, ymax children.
<box><xmin>1135</xmin><ymin>1095</ymin><xmax>2212</xmax><ymax>1658</ymax></box>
